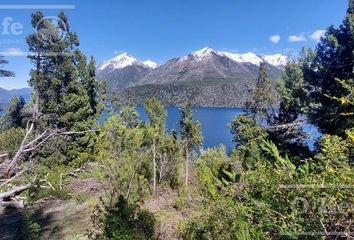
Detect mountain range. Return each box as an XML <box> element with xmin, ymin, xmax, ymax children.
<box><xmin>0</xmin><ymin>87</ymin><xmax>32</xmax><ymax>104</ymax></box>
<box><xmin>0</xmin><ymin>48</ymin><xmax>287</xmax><ymax>108</ymax></box>
<box><xmin>97</xmin><ymin>47</ymin><xmax>287</xmax><ymax>107</ymax></box>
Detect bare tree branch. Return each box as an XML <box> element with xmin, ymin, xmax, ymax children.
<box><xmin>0</xmin><ymin>183</ymin><xmax>32</xmax><ymax>201</ymax></box>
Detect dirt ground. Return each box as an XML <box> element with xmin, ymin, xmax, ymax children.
<box><xmin>0</xmin><ymin>176</ymin><xmax>202</xmax><ymax>240</ymax></box>
<box><xmin>0</xmin><ymin>178</ymin><xmax>105</xmax><ymax>240</ymax></box>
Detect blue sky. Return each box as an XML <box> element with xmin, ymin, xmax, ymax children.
<box><xmin>0</xmin><ymin>0</ymin><xmax>349</xmax><ymax>89</ymax></box>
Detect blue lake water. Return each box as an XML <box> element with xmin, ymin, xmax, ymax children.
<box><xmin>137</xmin><ymin>106</ymin><xmax>243</xmax><ymax>151</ymax></box>
<box><xmin>1</xmin><ymin>105</ymin><xmax>320</xmax><ymax>152</ymax></box>
<box><xmin>106</xmin><ymin>106</ymin><xmax>321</xmax><ymax>152</ymax></box>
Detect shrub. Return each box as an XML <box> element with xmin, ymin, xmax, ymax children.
<box><xmin>0</xmin><ymin>127</ymin><xmax>25</xmax><ymax>156</ymax></box>
<box><xmin>89</xmin><ymin>196</ymin><xmax>157</xmax><ymax>240</ymax></box>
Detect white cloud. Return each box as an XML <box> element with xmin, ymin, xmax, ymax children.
<box><xmin>310</xmin><ymin>30</ymin><xmax>326</xmax><ymax>41</ymax></box>
<box><xmin>269</xmin><ymin>35</ymin><xmax>280</xmax><ymax>44</ymax></box>
<box><xmin>288</xmin><ymin>35</ymin><xmax>306</xmax><ymax>42</ymax></box>
<box><xmin>1</xmin><ymin>48</ymin><xmax>25</xmax><ymax>56</ymax></box>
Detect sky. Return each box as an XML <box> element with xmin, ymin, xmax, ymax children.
<box><xmin>0</xmin><ymin>0</ymin><xmax>349</xmax><ymax>89</ymax></box>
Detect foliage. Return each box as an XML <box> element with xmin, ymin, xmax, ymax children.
<box><xmin>97</xmin><ymin>110</ymin><xmax>148</xmax><ymax>203</ymax></box>
<box><xmin>29</xmin><ymin>187</ymin><xmax>71</xmax><ymax>202</ymax></box>
<box><xmin>189</xmin><ymin>134</ymin><xmax>353</xmax><ymax>239</ymax></box>
<box><xmin>181</xmin><ymin>197</ymin><xmax>260</xmax><ymax>240</ymax></box>
<box><xmin>144</xmin><ymin>98</ymin><xmax>167</xmax><ymax>192</ymax></box>
<box><xmin>162</xmin><ymin>131</ymin><xmax>185</xmax><ymax>189</ymax></box>
<box><xmin>18</xmin><ymin>211</ymin><xmax>41</xmax><ymax>240</ymax></box>
<box><xmin>245</xmin><ymin>61</ymin><xmax>276</xmax><ymax>122</ymax></box>
<box><xmin>267</xmin><ymin>61</ymin><xmax>311</xmax><ymax>159</ymax></box>
<box><xmin>195</xmin><ymin>146</ymin><xmax>239</xmax><ymax>197</ymax></box>
<box><xmin>0</xmin><ymin>55</ymin><xmax>15</xmax><ymax>77</ymax></box>
<box><xmin>144</xmin><ymin>98</ymin><xmax>167</xmax><ymax>135</ymax></box>
<box><xmin>299</xmin><ymin>0</ymin><xmax>354</xmax><ymax>136</ymax></box>
<box><xmin>0</xmin><ymin>127</ymin><xmax>25</xmax><ymax>156</ymax></box>
<box><xmin>88</xmin><ymin>196</ymin><xmax>157</xmax><ymax>240</ymax></box>
<box><xmin>229</xmin><ymin>115</ymin><xmax>268</xmax><ymax>168</ymax></box>
<box><xmin>23</xmin><ymin>12</ymin><xmax>103</xmax><ymax>188</ymax></box>
<box><xmin>179</xmin><ymin>103</ymin><xmax>203</xmax><ymax>151</ymax></box>
<box><xmin>276</xmin><ymin>60</ymin><xmax>307</xmax><ymax>123</ymax></box>
<box><xmin>0</xmin><ymin>96</ymin><xmax>26</xmax><ymax>130</ymax></box>
<box><xmin>179</xmin><ymin>103</ymin><xmax>203</xmax><ymax>187</ymax></box>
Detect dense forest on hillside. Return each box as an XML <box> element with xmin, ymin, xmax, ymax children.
<box><xmin>0</xmin><ymin>1</ymin><xmax>353</xmax><ymax>239</ymax></box>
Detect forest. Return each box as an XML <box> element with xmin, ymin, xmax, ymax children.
<box><xmin>0</xmin><ymin>1</ymin><xmax>353</xmax><ymax>239</ymax></box>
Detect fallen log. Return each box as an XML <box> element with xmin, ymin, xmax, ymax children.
<box><xmin>0</xmin><ymin>200</ymin><xmax>24</xmax><ymax>209</ymax></box>
<box><xmin>0</xmin><ymin>183</ymin><xmax>32</xmax><ymax>201</ymax></box>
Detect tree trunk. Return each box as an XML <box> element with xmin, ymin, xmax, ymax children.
<box><xmin>152</xmin><ymin>139</ymin><xmax>156</xmax><ymax>194</ymax></box>
<box><xmin>185</xmin><ymin>146</ymin><xmax>189</xmax><ymax>188</ymax></box>
<box><xmin>6</xmin><ymin>123</ymin><xmax>34</xmax><ymax>176</ymax></box>
<box><xmin>159</xmin><ymin>153</ymin><xmax>166</xmax><ymax>182</ymax></box>
<box><xmin>0</xmin><ymin>201</ymin><xmax>24</xmax><ymax>209</ymax></box>
<box><xmin>0</xmin><ymin>183</ymin><xmax>32</xmax><ymax>201</ymax></box>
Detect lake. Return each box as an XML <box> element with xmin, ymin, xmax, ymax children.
<box><xmin>0</xmin><ymin>105</ymin><xmax>321</xmax><ymax>151</ymax></box>
<box><xmin>105</xmin><ymin>106</ymin><xmax>321</xmax><ymax>152</ymax></box>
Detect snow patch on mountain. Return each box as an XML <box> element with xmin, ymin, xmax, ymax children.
<box><xmin>177</xmin><ymin>47</ymin><xmax>287</xmax><ymax>67</ymax></box>
<box><xmin>191</xmin><ymin>47</ymin><xmax>217</xmax><ymax>61</ymax></box>
<box><xmin>143</xmin><ymin>60</ymin><xmax>158</xmax><ymax>69</ymax></box>
<box><xmin>98</xmin><ymin>48</ymin><xmax>288</xmax><ymax>74</ymax></box>
<box><xmin>97</xmin><ymin>53</ymin><xmax>141</xmax><ymax>71</ymax></box>
<box><xmin>219</xmin><ymin>51</ymin><xmax>263</xmax><ymax>65</ymax></box>
<box><xmin>263</xmin><ymin>54</ymin><xmax>288</xmax><ymax>67</ymax></box>
<box><xmin>98</xmin><ymin>53</ymin><xmax>158</xmax><ymax>72</ymax></box>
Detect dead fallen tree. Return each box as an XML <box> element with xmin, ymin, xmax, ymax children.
<box><xmin>0</xmin><ymin>175</ymin><xmax>37</xmax><ymax>209</ymax></box>
<box><xmin>266</xmin><ymin>120</ymin><xmax>307</xmax><ymax>140</ymax></box>
<box><xmin>266</xmin><ymin>121</ymin><xmax>304</xmax><ymax>131</ymax></box>
<box><xmin>0</xmin><ymin>121</ymin><xmax>99</xmax><ymax>208</ymax></box>
<box><xmin>0</xmin><ymin>183</ymin><xmax>33</xmax><ymax>201</ymax></box>
<box><xmin>0</xmin><ymin>121</ymin><xmax>98</xmax><ymax>178</ymax></box>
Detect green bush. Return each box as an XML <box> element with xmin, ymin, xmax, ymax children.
<box><xmin>29</xmin><ymin>187</ymin><xmax>71</xmax><ymax>202</ymax></box>
<box><xmin>0</xmin><ymin>127</ymin><xmax>25</xmax><ymax>156</ymax></box>
<box><xmin>19</xmin><ymin>211</ymin><xmax>41</xmax><ymax>240</ymax></box>
<box><xmin>89</xmin><ymin>196</ymin><xmax>157</xmax><ymax>240</ymax></box>
<box><xmin>181</xmin><ymin>197</ymin><xmax>261</xmax><ymax>240</ymax></box>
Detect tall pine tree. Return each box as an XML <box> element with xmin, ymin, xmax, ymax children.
<box><xmin>246</xmin><ymin>61</ymin><xmax>276</xmax><ymax>122</ymax></box>
<box><xmin>301</xmin><ymin>0</ymin><xmax>354</xmax><ymax>136</ymax></box>
<box><xmin>26</xmin><ymin>11</ymin><xmax>101</xmax><ymax>166</ymax></box>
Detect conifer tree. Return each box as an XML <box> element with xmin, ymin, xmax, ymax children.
<box><xmin>246</xmin><ymin>61</ymin><xmax>276</xmax><ymax>122</ymax></box>
<box><xmin>26</xmin><ymin>11</ymin><xmax>102</xmax><ymax>166</ymax></box>
<box><xmin>85</xmin><ymin>57</ymin><xmax>100</xmax><ymax>116</ymax></box>
<box><xmin>277</xmin><ymin>61</ymin><xmax>307</xmax><ymax>123</ymax></box>
<box><xmin>0</xmin><ymin>96</ymin><xmax>26</xmax><ymax>130</ymax></box>
<box><xmin>300</xmin><ymin>0</ymin><xmax>354</xmax><ymax>135</ymax></box>
<box><xmin>0</xmin><ymin>56</ymin><xmax>14</xmax><ymax>78</ymax></box>
<box><xmin>268</xmin><ymin>61</ymin><xmax>310</xmax><ymax>158</ymax></box>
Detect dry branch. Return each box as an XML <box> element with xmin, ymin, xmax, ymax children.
<box><xmin>4</xmin><ymin>122</ymin><xmax>99</xmax><ymax>176</ymax></box>
<box><xmin>0</xmin><ymin>183</ymin><xmax>32</xmax><ymax>201</ymax></box>
<box><xmin>0</xmin><ymin>200</ymin><xmax>24</xmax><ymax>209</ymax></box>
<box><xmin>266</xmin><ymin>121</ymin><xmax>304</xmax><ymax>130</ymax></box>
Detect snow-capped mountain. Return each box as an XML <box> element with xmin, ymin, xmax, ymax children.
<box><xmin>96</xmin><ymin>53</ymin><xmax>158</xmax><ymax>90</ymax></box>
<box><xmin>97</xmin><ymin>53</ymin><xmax>158</xmax><ymax>72</ymax></box>
<box><xmin>143</xmin><ymin>60</ymin><xmax>158</xmax><ymax>69</ymax></box>
<box><xmin>263</xmin><ymin>54</ymin><xmax>288</xmax><ymax>67</ymax></box>
<box><xmin>186</xmin><ymin>47</ymin><xmax>287</xmax><ymax>67</ymax></box>
<box><xmin>138</xmin><ymin>47</ymin><xmax>286</xmax><ymax>85</ymax></box>
<box><xmin>97</xmin><ymin>47</ymin><xmax>288</xmax><ymax>106</ymax></box>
